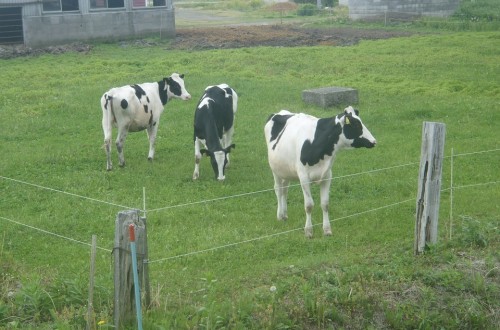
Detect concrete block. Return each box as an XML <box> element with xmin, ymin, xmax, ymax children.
<box><xmin>302</xmin><ymin>87</ymin><xmax>358</xmax><ymax>109</ymax></box>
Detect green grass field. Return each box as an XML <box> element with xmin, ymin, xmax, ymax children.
<box><xmin>1</xmin><ymin>20</ymin><xmax>499</xmax><ymax>330</ymax></box>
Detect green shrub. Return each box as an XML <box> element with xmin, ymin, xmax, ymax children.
<box><xmin>453</xmin><ymin>0</ymin><xmax>500</xmax><ymax>21</ymax></box>
<box><xmin>294</xmin><ymin>0</ymin><xmax>336</xmax><ymax>7</ymax></box>
<box><xmin>297</xmin><ymin>3</ymin><xmax>317</xmax><ymax>16</ymax></box>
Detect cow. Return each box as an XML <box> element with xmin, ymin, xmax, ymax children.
<box><xmin>192</xmin><ymin>84</ymin><xmax>238</xmax><ymax>181</ymax></box>
<box><xmin>264</xmin><ymin>106</ymin><xmax>377</xmax><ymax>238</ymax></box>
<box><xmin>101</xmin><ymin>73</ymin><xmax>191</xmax><ymax>170</ymax></box>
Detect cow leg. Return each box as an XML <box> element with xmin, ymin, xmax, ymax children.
<box><xmin>273</xmin><ymin>173</ymin><xmax>288</xmax><ymax>221</ymax></box>
<box><xmin>222</xmin><ymin>127</ymin><xmax>234</xmax><ymax>168</ymax></box>
<box><xmin>300</xmin><ymin>178</ymin><xmax>314</xmax><ymax>238</ymax></box>
<box><xmin>193</xmin><ymin>138</ymin><xmax>202</xmax><ymax>180</ymax></box>
<box><xmin>101</xmin><ymin>96</ymin><xmax>113</xmax><ymax>171</ymax></box>
<box><xmin>104</xmin><ymin>139</ymin><xmax>112</xmax><ymax>171</ymax></box>
<box><xmin>146</xmin><ymin>122</ymin><xmax>159</xmax><ymax>161</ymax></box>
<box><xmin>116</xmin><ymin>128</ymin><xmax>128</xmax><ymax>168</ymax></box>
<box><xmin>319</xmin><ymin>173</ymin><xmax>332</xmax><ymax>236</ymax></box>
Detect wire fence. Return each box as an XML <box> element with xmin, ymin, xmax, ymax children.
<box><xmin>1</xmin><ymin>147</ymin><xmax>499</xmax><ymax>265</ymax></box>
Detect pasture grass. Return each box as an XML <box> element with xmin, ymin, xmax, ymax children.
<box><xmin>1</xmin><ymin>30</ymin><xmax>499</xmax><ymax>328</ymax></box>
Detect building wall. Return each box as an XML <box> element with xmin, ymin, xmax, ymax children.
<box><xmin>0</xmin><ymin>0</ymin><xmax>175</xmax><ymax>47</ymax></box>
<box><xmin>347</xmin><ymin>0</ymin><xmax>461</xmax><ymax>20</ymax></box>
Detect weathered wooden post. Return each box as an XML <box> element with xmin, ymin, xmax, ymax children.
<box><xmin>414</xmin><ymin>122</ymin><xmax>446</xmax><ymax>255</ymax></box>
<box><xmin>113</xmin><ymin>210</ymin><xmax>149</xmax><ymax>328</ymax></box>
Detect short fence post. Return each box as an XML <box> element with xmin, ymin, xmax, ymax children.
<box><xmin>414</xmin><ymin>122</ymin><xmax>446</xmax><ymax>255</ymax></box>
<box><xmin>113</xmin><ymin>210</ymin><xmax>149</xmax><ymax>329</ymax></box>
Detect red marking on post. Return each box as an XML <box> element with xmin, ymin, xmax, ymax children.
<box><xmin>129</xmin><ymin>224</ymin><xmax>136</xmax><ymax>242</ymax></box>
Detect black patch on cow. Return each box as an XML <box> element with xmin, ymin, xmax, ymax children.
<box><xmin>268</xmin><ymin>114</ymin><xmax>293</xmax><ymax>150</ymax></box>
<box><xmin>167</xmin><ymin>77</ymin><xmax>183</xmax><ymax>99</ymax></box>
<box><xmin>193</xmin><ymin>86</ymin><xmax>235</xmax><ymax>147</ymax></box>
<box><xmin>158</xmin><ymin>79</ymin><xmax>169</xmax><ymax>105</ymax></box>
<box><xmin>120</xmin><ymin>99</ymin><xmax>128</xmax><ymax>109</ymax></box>
<box><xmin>131</xmin><ymin>84</ymin><xmax>146</xmax><ymax>101</ymax></box>
<box><xmin>149</xmin><ymin>112</ymin><xmax>153</xmax><ymax>127</ymax></box>
<box><xmin>343</xmin><ymin>114</ymin><xmax>363</xmax><ymax>140</ymax></box>
<box><xmin>144</xmin><ymin>105</ymin><xmax>148</xmax><ymax>113</ymax></box>
<box><xmin>352</xmin><ymin>137</ymin><xmax>375</xmax><ymax>148</ymax></box>
<box><xmin>300</xmin><ymin>117</ymin><xmax>341</xmax><ymax>166</ymax></box>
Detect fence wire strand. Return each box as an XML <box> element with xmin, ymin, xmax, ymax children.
<box><xmin>1</xmin><ymin>175</ymin><xmax>137</xmax><ymax>210</ymax></box>
<box><xmin>0</xmin><ymin>215</ymin><xmax>112</xmax><ymax>253</ymax></box>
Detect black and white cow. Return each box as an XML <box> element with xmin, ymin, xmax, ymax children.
<box><xmin>264</xmin><ymin>106</ymin><xmax>377</xmax><ymax>238</ymax></box>
<box><xmin>193</xmin><ymin>84</ymin><xmax>238</xmax><ymax>181</ymax></box>
<box><xmin>101</xmin><ymin>73</ymin><xmax>191</xmax><ymax>170</ymax></box>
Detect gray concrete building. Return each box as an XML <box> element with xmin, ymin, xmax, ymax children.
<box><xmin>346</xmin><ymin>0</ymin><xmax>461</xmax><ymax>21</ymax></box>
<box><xmin>0</xmin><ymin>0</ymin><xmax>175</xmax><ymax>47</ymax></box>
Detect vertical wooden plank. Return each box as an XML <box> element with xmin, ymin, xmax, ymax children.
<box><xmin>113</xmin><ymin>209</ymin><xmax>147</xmax><ymax>329</ymax></box>
<box><xmin>86</xmin><ymin>235</ymin><xmax>97</xmax><ymax>330</ymax></box>
<box><xmin>414</xmin><ymin>122</ymin><xmax>446</xmax><ymax>255</ymax></box>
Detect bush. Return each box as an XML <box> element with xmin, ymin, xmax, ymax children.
<box><xmin>453</xmin><ymin>0</ymin><xmax>500</xmax><ymax>21</ymax></box>
<box><xmin>294</xmin><ymin>0</ymin><xmax>336</xmax><ymax>7</ymax></box>
<box><xmin>297</xmin><ymin>3</ymin><xmax>317</xmax><ymax>16</ymax></box>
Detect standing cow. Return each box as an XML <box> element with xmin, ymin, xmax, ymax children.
<box><xmin>101</xmin><ymin>73</ymin><xmax>191</xmax><ymax>170</ymax></box>
<box><xmin>264</xmin><ymin>106</ymin><xmax>377</xmax><ymax>238</ymax></box>
<box><xmin>193</xmin><ymin>84</ymin><xmax>238</xmax><ymax>181</ymax></box>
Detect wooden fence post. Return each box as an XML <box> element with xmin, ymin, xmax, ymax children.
<box><xmin>113</xmin><ymin>210</ymin><xmax>149</xmax><ymax>329</ymax></box>
<box><xmin>414</xmin><ymin>122</ymin><xmax>446</xmax><ymax>255</ymax></box>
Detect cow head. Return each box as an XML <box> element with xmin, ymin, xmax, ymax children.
<box><xmin>341</xmin><ymin>106</ymin><xmax>377</xmax><ymax>148</ymax></box>
<box><xmin>201</xmin><ymin>144</ymin><xmax>235</xmax><ymax>181</ymax></box>
<box><xmin>165</xmin><ymin>73</ymin><xmax>191</xmax><ymax>101</ymax></box>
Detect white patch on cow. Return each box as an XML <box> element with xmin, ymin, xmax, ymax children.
<box><xmin>198</xmin><ymin>97</ymin><xmax>213</xmax><ymax>110</ymax></box>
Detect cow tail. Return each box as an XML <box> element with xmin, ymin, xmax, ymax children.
<box><xmin>104</xmin><ymin>93</ymin><xmax>116</xmax><ymax>124</ymax></box>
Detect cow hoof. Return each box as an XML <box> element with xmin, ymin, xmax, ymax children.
<box><xmin>304</xmin><ymin>228</ymin><xmax>313</xmax><ymax>238</ymax></box>
<box><xmin>323</xmin><ymin>230</ymin><xmax>332</xmax><ymax>236</ymax></box>
<box><xmin>148</xmin><ymin>157</ymin><xmax>153</xmax><ymax>161</ymax></box>
<box><xmin>119</xmin><ymin>163</ymin><xmax>125</xmax><ymax>168</ymax></box>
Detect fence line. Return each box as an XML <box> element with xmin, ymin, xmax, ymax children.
<box><xmin>0</xmin><ymin>215</ymin><xmax>112</xmax><ymax>253</ymax></box>
<box><xmin>1</xmin><ymin>147</ymin><xmax>498</xmax><ymax>263</ymax></box>
<box><xmin>147</xmin><ymin>197</ymin><xmax>416</xmax><ymax>263</ymax></box>
<box><xmin>3</xmin><ymin>147</ymin><xmax>497</xmax><ymax>216</ymax></box>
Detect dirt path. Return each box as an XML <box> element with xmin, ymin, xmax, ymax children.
<box><xmin>171</xmin><ymin>24</ymin><xmax>414</xmax><ymax>50</ymax></box>
<box><xmin>0</xmin><ymin>8</ymin><xmax>415</xmax><ymax>58</ymax></box>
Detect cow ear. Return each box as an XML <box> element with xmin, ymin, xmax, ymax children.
<box><xmin>224</xmin><ymin>144</ymin><xmax>236</xmax><ymax>153</ymax></box>
<box><xmin>180</xmin><ymin>74</ymin><xmax>185</xmax><ymax>79</ymax></box>
<box><xmin>201</xmin><ymin>149</ymin><xmax>211</xmax><ymax>157</ymax></box>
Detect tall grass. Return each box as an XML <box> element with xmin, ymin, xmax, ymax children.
<box><xmin>1</xmin><ymin>30</ymin><xmax>499</xmax><ymax>328</ymax></box>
